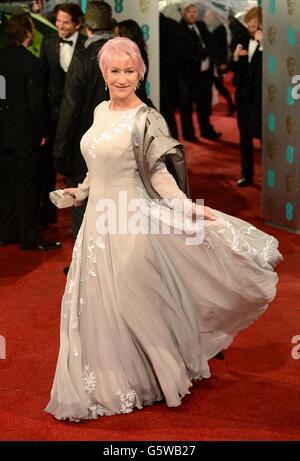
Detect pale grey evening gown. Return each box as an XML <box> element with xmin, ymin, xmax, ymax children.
<box><xmin>45</xmin><ymin>101</ymin><xmax>282</xmax><ymax>421</ymax></box>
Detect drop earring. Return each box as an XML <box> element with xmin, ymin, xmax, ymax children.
<box><xmin>105</xmin><ymin>82</ymin><xmax>107</xmax><ymax>91</ymax></box>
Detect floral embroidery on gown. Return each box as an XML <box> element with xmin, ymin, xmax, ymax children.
<box><xmin>45</xmin><ymin>101</ymin><xmax>282</xmax><ymax>421</ymax></box>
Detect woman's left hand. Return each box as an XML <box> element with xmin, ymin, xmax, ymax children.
<box><xmin>192</xmin><ymin>203</ymin><xmax>216</xmax><ymax>220</ymax></box>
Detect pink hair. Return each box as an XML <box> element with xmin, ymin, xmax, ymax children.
<box><xmin>98</xmin><ymin>37</ymin><xmax>146</xmax><ymax>81</ymax></box>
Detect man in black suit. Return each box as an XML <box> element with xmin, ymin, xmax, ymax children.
<box><xmin>232</xmin><ymin>7</ymin><xmax>263</xmax><ymax>187</ymax></box>
<box><xmin>159</xmin><ymin>12</ymin><xmax>182</xmax><ymax>140</ymax></box>
<box><xmin>0</xmin><ymin>13</ymin><xmax>61</xmax><ymax>250</ymax></box>
<box><xmin>53</xmin><ymin>1</ymin><xmax>113</xmax><ymax>240</ymax></box>
<box><xmin>179</xmin><ymin>2</ymin><xmax>221</xmax><ymax>142</ymax></box>
<box><xmin>39</xmin><ymin>2</ymin><xmax>85</xmax><ymax>227</ymax></box>
<box><xmin>40</xmin><ymin>2</ymin><xmax>85</xmax><ymax>123</ymax></box>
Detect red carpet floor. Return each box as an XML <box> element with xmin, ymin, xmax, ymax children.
<box><xmin>0</xmin><ymin>98</ymin><xmax>300</xmax><ymax>441</ymax></box>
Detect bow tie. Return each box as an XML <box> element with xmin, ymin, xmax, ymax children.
<box><xmin>60</xmin><ymin>38</ymin><xmax>73</xmax><ymax>46</ymax></box>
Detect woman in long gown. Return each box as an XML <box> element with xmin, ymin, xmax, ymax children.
<box><xmin>45</xmin><ymin>37</ymin><xmax>282</xmax><ymax>421</ymax></box>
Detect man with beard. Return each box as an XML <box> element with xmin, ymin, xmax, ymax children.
<box><xmin>39</xmin><ymin>2</ymin><xmax>85</xmax><ymax>227</ymax></box>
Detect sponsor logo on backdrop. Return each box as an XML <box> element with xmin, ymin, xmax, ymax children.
<box><xmin>139</xmin><ymin>0</ymin><xmax>150</xmax><ymax>13</ymax></box>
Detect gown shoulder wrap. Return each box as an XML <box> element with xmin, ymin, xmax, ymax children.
<box><xmin>132</xmin><ymin>106</ymin><xmax>191</xmax><ymax>200</ymax></box>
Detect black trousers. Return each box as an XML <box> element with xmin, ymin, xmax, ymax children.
<box><xmin>160</xmin><ymin>86</ymin><xmax>179</xmax><ymax>139</ymax></box>
<box><xmin>236</xmin><ymin>102</ymin><xmax>259</xmax><ymax>180</ymax></box>
<box><xmin>0</xmin><ymin>147</ymin><xmax>39</xmax><ymax>245</ymax></box>
<box><xmin>67</xmin><ymin>176</ymin><xmax>87</xmax><ymax>239</ymax></box>
<box><xmin>214</xmin><ymin>75</ymin><xmax>235</xmax><ymax>112</ymax></box>
<box><xmin>180</xmin><ymin>70</ymin><xmax>214</xmax><ymax>139</ymax></box>
<box><xmin>38</xmin><ymin>122</ymin><xmax>57</xmax><ymax>226</ymax></box>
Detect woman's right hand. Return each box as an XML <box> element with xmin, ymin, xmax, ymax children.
<box><xmin>63</xmin><ymin>188</ymin><xmax>83</xmax><ymax>207</ymax></box>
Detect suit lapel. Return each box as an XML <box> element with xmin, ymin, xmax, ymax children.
<box><xmin>74</xmin><ymin>34</ymin><xmax>85</xmax><ymax>53</ymax></box>
<box><xmin>54</xmin><ymin>35</ymin><xmax>61</xmax><ymax>68</ymax></box>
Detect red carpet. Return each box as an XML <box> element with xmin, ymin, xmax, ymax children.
<box><xmin>0</xmin><ymin>95</ymin><xmax>300</xmax><ymax>441</ymax></box>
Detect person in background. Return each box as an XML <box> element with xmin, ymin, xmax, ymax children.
<box><xmin>179</xmin><ymin>2</ymin><xmax>221</xmax><ymax>143</ymax></box>
<box><xmin>0</xmin><ymin>13</ymin><xmax>61</xmax><ymax>250</ymax></box>
<box><xmin>203</xmin><ymin>8</ymin><xmax>236</xmax><ymax>116</ymax></box>
<box><xmin>39</xmin><ymin>2</ymin><xmax>85</xmax><ymax>228</ymax></box>
<box><xmin>232</xmin><ymin>6</ymin><xmax>263</xmax><ymax>187</ymax></box>
<box><xmin>159</xmin><ymin>12</ymin><xmax>183</xmax><ymax>140</ymax></box>
<box><xmin>53</xmin><ymin>1</ymin><xmax>113</xmax><ymax>248</ymax></box>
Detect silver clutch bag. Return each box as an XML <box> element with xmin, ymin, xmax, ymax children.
<box><xmin>49</xmin><ymin>189</ymin><xmax>74</xmax><ymax>209</ymax></box>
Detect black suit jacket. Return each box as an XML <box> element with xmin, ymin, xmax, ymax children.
<box><xmin>53</xmin><ymin>38</ymin><xmax>109</xmax><ymax>179</ymax></box>
<box><xmin>233</xmin><ymin>32</ymin><xmax>262</xmax><ymax>137</ymax></box>
<box><xmin>39</xmin><ymin>33</ymin><xmax>86</xmax><ymax>122</ymax></box>
<box><xmin>213</xmin><ymin>24</ymin><xmax>228</xmax><ymax>66</ymax></box>
<box><xmin>180</xmin><ymin>19</ymin><xmax>216</xmax><ymax>82</ymax></box>
<box><xmin>0</xmin><ymin>46</ymin><xmax>49</xmax><ymax>149</ymax></box>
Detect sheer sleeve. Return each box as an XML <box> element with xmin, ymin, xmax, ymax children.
<box><xmin>150</xmin><ymin>159</ymin><xmax>188</xmax><ymax>202</ymax></box>
<box><xmin>75</xmin><ymin>172</ymin><xmax>90</xmax><ymax>201</ymax></box>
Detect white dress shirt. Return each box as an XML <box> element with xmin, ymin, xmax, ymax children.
<box><xmin>59</xmin><ymin>31</ymin><xmax>79</xmax><ymax>73</ymax></box>
<box><xmin>248</xmin><ymin>38</ymin><xmax>263</xmax><ymax>63</ymax></box>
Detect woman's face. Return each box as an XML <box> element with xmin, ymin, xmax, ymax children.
<box><xmin>105</xmin><ymin>53</ymin><xmax>139</xmax><ymax>101</ymax></box>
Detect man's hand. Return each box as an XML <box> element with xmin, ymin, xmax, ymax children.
<box><xmin>40</xmin><ymin>137</ymin><xmax>48</xmax><ymax>147</ymax></box>
<box><xmin>233</xmin><ymin>44</ymin><xmax>248</xmax><ymax>61</ymax></box>
<box><xmin>254</xmin><ymin>29</ymin><xmax>263</xmax><ymax>46</ymax></box>
<box><xmin>63</xmin><ymin>188</ymin><xmax>83</xmax><ymax>207</ymax></box>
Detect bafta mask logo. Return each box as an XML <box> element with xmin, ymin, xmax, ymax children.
<box><xmin>267</xmin><ymin>142</ymin><xmax>276</xmax><ymax>159</ymax></box>
<box><xmin>268</xmin><ymin>26</ymin><xmax>277</xmax><ymax>45</ymax></box>
<box><xmin>286</xmin><ymin>57</ymin><xmax>296</xmax><ymax>77</ymax></box>
<box><xmin>287</xmin><ymin>0</ymin><xmax>296</xmax><ymax>16</ymax></box>
<box><xmin>285</xmin><ymin>174</ymin><xmax>294</xmax><ymax>192</ymax></box>
<box><xmin>139</xmin><ymin>0</ymin><xmax>150</xmax><ymax>13</ymax></box>
<box><xmin>286</xmin><ymin>116</ymin><xmax>294</xmax><ymax>135</ymax></box>
<box><xmin>267</xmin><ymin>84</ymin><xmax>276</xmax><ymax>103</ymax></box>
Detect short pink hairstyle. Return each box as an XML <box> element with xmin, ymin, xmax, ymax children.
<box><xmin>98</xmin><ymin>37</ymin><xmax>146</xmax><ymax>81</ymax></box>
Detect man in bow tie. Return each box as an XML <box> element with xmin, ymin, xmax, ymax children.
<box><xmin>40</xmin><ymin>2</ymin><xmax>85</xmax><ymax>124</ymax></box>
<box><xmin>232</xmin><ymin>7</ymin><xmax>263</xmax><ymax>187</ymax></box>
<box><xmin>39</xmin><ymin>3</ymin><xmax>85</xmax><ymax>228</ymax></box>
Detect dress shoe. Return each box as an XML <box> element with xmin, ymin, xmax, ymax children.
<box><xmin>63</xmin><ymin>266</ymin><xmax>69</xmax><ymax>276</ymax></box>
<box><xmin>183</xmin><ymin>135</ymin><xmax>201</xmax><ymax>144</ymax></box>
<box><xmin>237</xmin><ymin>177</ymin><xmax>253</xmax><ymax>187</ymax></box>
<box><xmin>201</xmin><ymin>131</ymin><xmax>222</xmax><ymax>141</ymax></box>
<box><xmin>21</xmin><ymin>238</ymin><xmax>62</xmax><ymax>251</ymax></box>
